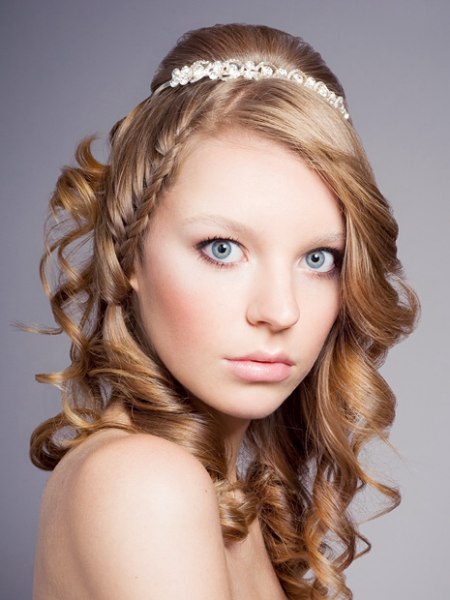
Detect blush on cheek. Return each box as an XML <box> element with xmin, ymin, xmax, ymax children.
<box><xmin>140</xmin><ymin>263</ymin><xmax>211</xmax><ymax>345</ymax></box>
<box><xmin>160</xmin><ymin>288</ymin><xmax>204</xmax><ymax>330</ymax></box>
<box><xmin>299</xmin><ymin>304</ymin><xmax>339</xmax><ymax>360</ymax></box>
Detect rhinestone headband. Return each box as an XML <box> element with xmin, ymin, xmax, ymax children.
<box><xmin>154</xmin><ymin>59</ymin><xmax>349</xmax><ymax>120</ymax></box>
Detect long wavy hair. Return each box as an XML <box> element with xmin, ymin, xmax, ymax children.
<box><xmin>30</xmin><ymin>23</ymin><xmax>418</xmax><ymax>600</ymax></box>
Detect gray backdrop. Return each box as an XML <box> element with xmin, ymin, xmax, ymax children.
<box><xmin>1</xmin><ymin>0</ymin><xmax>448</xmax><ymax>598</ymax></box>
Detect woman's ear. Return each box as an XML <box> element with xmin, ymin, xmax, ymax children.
<box><xmin>128</xmin><ymin>267</ymin><xmax>140</xmax><ymax>293</ymax></box>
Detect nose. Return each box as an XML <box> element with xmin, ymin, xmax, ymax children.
<box><xmin>246</xmin><ymin>266</ymin><xmax>300</xmax><ymax>331</ymax></box>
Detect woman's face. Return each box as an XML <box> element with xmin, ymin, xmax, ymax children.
<box><xmin>130</xmin><ymin>131</ymin><xmax>344</xmax><ymax>429</ymax></box>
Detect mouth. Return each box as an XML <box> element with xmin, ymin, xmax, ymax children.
<box><xmin>230</xmin><ymin>351</ymin><xmax>294</xmax><ymax>365</ymax></box>
<box><xmin>225</xmin><ymin>352</ymin><xmax>294</xmax><ymax>383</ymax></box>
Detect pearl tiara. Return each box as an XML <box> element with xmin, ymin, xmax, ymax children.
<box><xmin>154</xmin><ymin>59</ymin><xmax>350</xmax><ymax>120</ymax></box>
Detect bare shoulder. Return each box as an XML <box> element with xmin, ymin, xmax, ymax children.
<box><xmin>74</xmin><ymin>431</ymin><xmax>217</xmax><ymax>505</ymax></box>
<box><xmin>37</xmin><ymin>432</ymin><xmax>231</xmax><ymax>600</ymax></box>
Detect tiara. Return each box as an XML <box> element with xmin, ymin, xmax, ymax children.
<box><xmin>154</xmin><ymin>59</ymin><xmax>349</xmax><ymax>120</ymax></box>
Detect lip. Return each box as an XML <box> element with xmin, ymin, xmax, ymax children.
<box><xmin>230</xmin><ymin>351</ymin><xmax>294</xmax><ymax>365</ymax></box>
<box><xmin>225</xmin><ymin>352</ymin><xmax>294</xmax><ymax>383</ymax></box>
<box><xmin>227</xmin><ymin>351</ymin><xmax>294</xmax><ymax>367</ymax></box>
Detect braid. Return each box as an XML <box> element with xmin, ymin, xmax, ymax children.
<box><xmin>31</xmin><ymin>23</ymin><xmax>419</xmax><ymax>599</ymax></box>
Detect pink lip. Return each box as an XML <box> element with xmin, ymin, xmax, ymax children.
<box><xmin>225</xmin><ymin>352</ymin><xmax>294</xmax><ymax>383</ymax></box>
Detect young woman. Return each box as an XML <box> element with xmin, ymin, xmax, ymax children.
<box><xmin>31</xmin><ymin>23</ymin><xmax>418</xmax><ymax>600</ymax></box>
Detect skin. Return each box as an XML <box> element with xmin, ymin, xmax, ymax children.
<box><xmin>34</xmin><ymin>130</ymin><xmax>345</xmax><ymax>599</ymax></box>
<box><xmin>34</xmin><ymin>431</ymin><xmax>233</xmax><ymax>599</ymax></box>
<box><xmin>131</xmin><ymin>130</ymin><xmax>345</xmax><ymax>474</ymax></box>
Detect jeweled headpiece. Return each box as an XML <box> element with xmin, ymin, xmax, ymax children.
<box><xmin>154</xmin><ymin>59</ymin><xmax>350</xmax><ymax>120</ymax></box>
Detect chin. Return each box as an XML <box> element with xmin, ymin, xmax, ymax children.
<box><xmin>196</xmin><ymin>389</ymin><xmax>293</xmax><ymax>423</ymax></box>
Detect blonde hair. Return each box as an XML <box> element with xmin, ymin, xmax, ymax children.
<box><xmin>31</xmin><ymin>24</ymin><xmax>418</xmax><ymax>600</ymax></box>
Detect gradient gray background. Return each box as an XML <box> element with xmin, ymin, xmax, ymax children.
<box><xmin>1</xmin><ymin>0</ymin><xmax>448</xmax><ymax>598</ymax></box>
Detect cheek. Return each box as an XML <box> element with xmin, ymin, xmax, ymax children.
<box><xmin>300</xmin><ymin>284</ymin><xmax>340</xmax><ymax>350</ymax></box>
<box><xmin>136</xmin><ymin>260</ymin><xmax>226</xmax><ymax>351</ymax></box>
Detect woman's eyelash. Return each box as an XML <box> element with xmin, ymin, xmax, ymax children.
<box><xmin>195</xmin><ymin>239</ymin><xmax>344</xmax><ymax>274</ymax></box>
<box><xmin>195</xmin><ymin>236</ymin><xmax>243</xmax><ymax>268</ymax></box>
<box><xmin>325</xmin><ymin>247</ymin><xmax>344</xmax><ymax>269</ymax></box>
<box><xmin>305</xmin><ymin>247</ymin><xmax>344</xmax><ymax>278</ymax></box>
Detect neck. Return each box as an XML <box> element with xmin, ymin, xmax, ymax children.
<box><xmin>221</xmin><ymin>416</ymin><xmax>251</xmax><ymax>483</ymax></box>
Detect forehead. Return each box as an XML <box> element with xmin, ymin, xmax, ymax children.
<box><xmin>153</xmin><ymin>130</ymin><xmax>344</xmax><ymax>244</ymax></box>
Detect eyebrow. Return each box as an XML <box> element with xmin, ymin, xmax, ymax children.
<box><xmin>306</xmin><ymin>233</ymin><xmax>346</xmax><ymax>246</ymax></box>
<box><xmin>182</xmin><ymin>214</ymin><xmax>254</xmax><ymax>237</ymax></box>
<box><xmin>182</xmin><ymin>214</ymin><xmax>346</xmax><ymax>247</ymax></box>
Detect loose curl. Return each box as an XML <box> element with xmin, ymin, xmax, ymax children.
<box><xmin>31</xmin><ymin>24</ymin><xmax>418</xmax><ymax>600</ymax></box>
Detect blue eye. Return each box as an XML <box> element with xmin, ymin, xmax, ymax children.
<box><xmin>199</xmin><ymin>238</ymin><xmax>243</xmax><ymax>265</ymax></box>
<box><xmin>210</xmin><ymin>240</ymin><xmax>233</xmax><ymax>259</ymax></box>
<box><xmin>304</xmin><ymin>249</ymin><xmax>336</xmax><ymax>272</ymax></box>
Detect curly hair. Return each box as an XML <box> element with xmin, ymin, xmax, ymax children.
<box><xmin>30</xmin><ymin>23</ymin><xmax>418</xmax><ymax>600</ymax></box>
